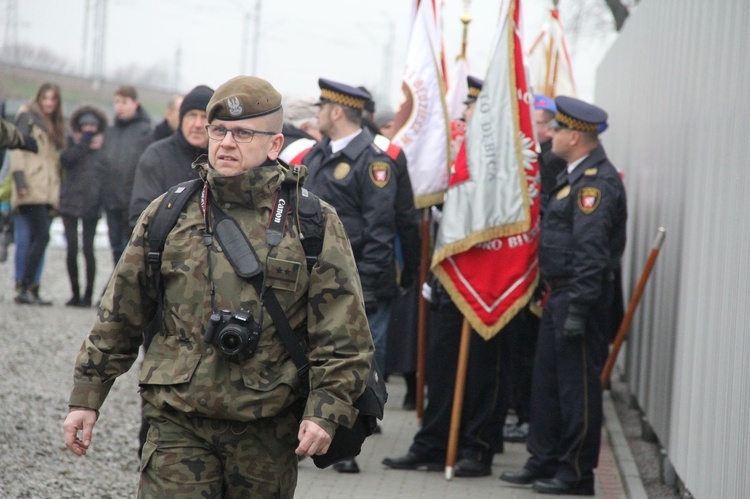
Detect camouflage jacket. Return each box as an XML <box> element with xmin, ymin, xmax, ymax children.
<box><xmin>69</xmin><ymin>158</ymin><xmax>374</xmax><ymax>437</ymax></box>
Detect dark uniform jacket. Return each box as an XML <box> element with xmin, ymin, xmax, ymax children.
<box><xmin>69</xmin><ymin>160</ymin><xmax>373</xmax><ymax>437</ymax></box>
<box><xmin>538</xmin><ymin>140</ymin><xmax>567</xmax><ymax>213</ymax></box>
<box><xmin>99</xmin><ymin>107</ymin><xmax>152</xmax><ymax>212</ymax></box>
<box><xmin>128</xmin><ymin>130</ymin><xmax>205</xmax><ymax>227</ymax></box>
<box><xmin>539</xmin><ymin>144</ymin><xmax>627</xmax><ymax>318</ymax></box>
<box><xmin>303</xmin><ymin>128</ymin><xmax>399</xmax><ymax>303</ymax></box>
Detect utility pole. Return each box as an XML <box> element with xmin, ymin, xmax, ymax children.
<box><xmin>251</xmin><ymin>0</ymin><xmax>261</xmax><ymax>75</ymax></box>
<box><xmin>91</xmin><ymin>0</ymin><xmax>108</xmax><ymax>89</ymax></box>
<box><xmin>241</xmin><ymin>11</ymin><xmax>250</xmax><ymax>74</ymax></box>
<box><xmin>382</xmin><ymin>18</ymin><xmax>395</xmax><ymax>108</ymax></box>
<box><xmin>81</xmin><ymin>0</ymin><xmax>91</xmax><ymax>76</ymax></box>
<box><xmin>4</xmin><ymin>0</ymin><xmax>19</xmax><ymax>64</ymax></box>
<box><xmin>173</xmin><ymin>45</ymin><xmax>182</xmax><ymax>91</ymax></box>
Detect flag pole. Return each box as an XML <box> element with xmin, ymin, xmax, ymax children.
<box><xmin>601</xmin><ymin>227</ymin><xmax>666</xmax><ymax>389</ymax></box>
<box><xmin>444</xmin><ymin>317</ymin><xmax>472</xmax><ymax>480</ymax></box>
<box><xmin>416</xmin><ymin>208</ymin><xmax>431</xmax><ymax>420</ymax></box>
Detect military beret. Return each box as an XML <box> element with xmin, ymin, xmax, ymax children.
<box><xmin>207</xmin><ymin>76</ymin><xmax>282</xmax><ymax>122</ymax></box>
<box><xmin>534</xmin><ymin>94</ymin><xmax>556</xmax><ymax>113</ymax></box>
<box><xmin>553</xmin><ymin>95</ymin><xmax>608</xmax><ymax>133</ymax></box>
<box><xmin>464</xmin><ymin>75</ymin><xmax>484</xmax><ymax>104</ymax></box>
<box><xmin>316</xmin><ymin>78</ymin><xmax>370</xmax><ymax>110</ymax></box>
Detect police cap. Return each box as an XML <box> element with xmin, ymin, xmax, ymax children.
<box><xmin>552</xmin><ymin>96</ymin><xmax>608</xmax><ymax>133</ymax></box>
<box><xmin>207</xmin><ymin>75</ymin><xmax>282</xmax><ymax>122</ymax></box>
<box><xmin>464</xmin><ymin>75</ymin><xmax>484</xmax><ymax>104</ymax></box>
<box><xmin>316</xmin><ymin>78</ymin><xmax>370</xmax><ymax>110</ymax></box>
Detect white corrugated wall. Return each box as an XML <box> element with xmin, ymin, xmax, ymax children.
<box><xmin>595</xmin><ymin>1</ymin><xmax>750</xmax><ymax>497</ymax></box>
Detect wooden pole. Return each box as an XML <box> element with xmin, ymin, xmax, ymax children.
<box><xmin>444</xmin><ymin>318</ymin><xmax>472</xmax><ymax>480</ymax></box>
<box><xmin>601</xmin><ymin>227</ymin><xmax>666</xmax><ymax>389</ymax></box>
<box><xmin>416</xmin><ymin>209</ymin><xmax>431</xmax><ymax>420</ymax></box>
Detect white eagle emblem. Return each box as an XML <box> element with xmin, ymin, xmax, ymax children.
<box><xmin>227</xmin><ymin>97</ymin><xmax>243</xmax><ymax>116</ymax></box>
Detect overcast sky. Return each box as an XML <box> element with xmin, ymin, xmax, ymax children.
<box><xmin>10</xmin><ymin>0</ymin><xmax>617</xmax><ymax>107</ymax></box>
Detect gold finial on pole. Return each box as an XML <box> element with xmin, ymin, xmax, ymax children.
<box><xmin>459</xmin><ymin>0</ymin><xmax>472</xmax><ymax>59</ymax></box>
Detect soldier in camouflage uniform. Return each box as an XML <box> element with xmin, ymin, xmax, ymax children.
<box><xmin>63</xmin><ymin>76</ymin><xmax>374</xmax><ymax>498</ymax></box>
<box><xmin>0</xmin><ymin>117</ymin><xmax>38</xmax><ymax>152</ymax></box>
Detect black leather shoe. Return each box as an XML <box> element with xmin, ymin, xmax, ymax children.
<box><xmin>333</xmin><ymin>458</ymin><xmax>360</xmax><ymax>473</ymax></box>
<box><xmin>382</xmin><ymin>452</ymin><xmax>442</xmax><ymax>471</ymax></box>
<box><xmin>533</xmin><ymin>477</ymin><xmax>594</xmax><ymax>496</ymax></box>
<box><xmin>454</xmin><ymin>457</ymin><xmax>491</xmax><ymax>477</ymax></box>
<box><xmin>499</xmin><ymin>468</ymin><xmax>548</xmax><ymax>485</ymax></box>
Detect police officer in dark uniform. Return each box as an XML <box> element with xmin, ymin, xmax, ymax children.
<box><xmin>382</xmin><ymin>77</ymin><xmax>508</xmax><ymax>478</ymax></box>
<box><xmin>500</xmin><ymin>96</ymin><xmax>627</xmax><ymax>496</ymax></box>
<box><xmin>303</xmin><ymin>79</ymin><xmax>400</xmax><ymax>474</ymax></box>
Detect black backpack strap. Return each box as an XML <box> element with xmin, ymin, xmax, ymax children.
<box><xmin>143</xmin><ymin>178</ymin><xmax>203</xmax><ymax>350</ymax></box>
<box><xmin>292</xmin><ymin>185</ymin><xmax>325</xmax><ymax>273</ymax></box>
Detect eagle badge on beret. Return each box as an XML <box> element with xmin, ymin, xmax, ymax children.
<box><xmin>227</xmin><ymin>97</ymin><xmax>243</xmax><ymax>116</ymax></box>
<box><xmin>578</xmin><ymin>187</ymin><xmax>601</xmax><ymax>215</ymax></box>
<box><xmin>369</xmin><ymin>161</ymin><xmax>391</xmax><ymax>188</ymax></box>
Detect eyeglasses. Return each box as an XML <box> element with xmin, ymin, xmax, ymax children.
<box><xmin>205</xmin><ymin>124</ymin><xmax>277</xmax><ymax>143</ymax></box>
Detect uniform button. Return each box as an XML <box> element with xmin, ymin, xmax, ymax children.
<box><xmin>199</xmin><ymin>399</ymin><xmax>207</xmax><ymax>406</ymax></box>
<box><xmin>206</xmin><ymin>347</ymin><xmax>213</xmax><ymax>355</ymax></box>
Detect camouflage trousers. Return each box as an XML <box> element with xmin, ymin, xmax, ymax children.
<box><xmin>139</xmin><ymin>403</ymin><xmax>299</xmax><ymax>498</ymax></box>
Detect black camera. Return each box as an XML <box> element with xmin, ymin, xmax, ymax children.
<box><xmin>203</xmin><ymin>309</ymin><xmax>261</xmax><ymax>358</ymax></box>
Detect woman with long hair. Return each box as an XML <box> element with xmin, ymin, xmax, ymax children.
<box><xmin>10</xmin><ymin>82</ymin><xmax>64</xmax><ymax>305</ymax></box>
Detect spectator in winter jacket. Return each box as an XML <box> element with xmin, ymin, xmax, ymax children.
<box><xmin>59</xmin><ymin>106</ymin><xmax>108</xmax><ymax>307</ymax></box>
<box><xmin>10</xmin><ymin>82</ymin><xmax>65</xmax><ymax>306</ymax></box>
<box><xmin>99</xmin><ymin>85</ymin><xmax>152</xmax><ymax>265</ymax></box>
<box><xmin>128</xmin><ymin>84</ymin><xmax>214</xmax><ymax>227</ymax></box>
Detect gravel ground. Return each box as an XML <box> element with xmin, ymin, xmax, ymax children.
<box><xmin>0</xmin><ymin>243</ymin><xmax>681</xmax><ymax>498</ymax></box>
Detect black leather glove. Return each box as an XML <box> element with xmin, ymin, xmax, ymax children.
<box><xmin>82</xmin><ymin>131</ymin><xmax>96</xmax><ymax>144</ymax></box>
<box><xmin>20</xmin><ymin>135</ymin><xmax>38</xmax><ymax>153</ymax></box>
<box><xmin>562</xmin><ymin>312</ymin><xmax>586</xmax><ymax>341</ymax></box>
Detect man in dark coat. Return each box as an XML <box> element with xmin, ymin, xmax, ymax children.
<box><xmin>500</xmin><ymin>97</ymin><xmax>627</xmax><ymax>496</ymax></box>
<box><xmin>129</xmin><ymin>85</ymin><xmax>214</xmax><ymax>227</ymax></box>
<box><xmin>100</xmin><ymin>85</ymin><xmax>152</xmax><ymax>265</ymax></box>
<box><xmin>302</xmin><ymin>78</ymin><xmax>400</xmax><ymax>474</ymax></box>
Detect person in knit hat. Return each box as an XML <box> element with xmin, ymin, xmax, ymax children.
<box><xmin>128</xmin><ymin>84</ymin><xmax>214</xmax><ymax>226</ymax></box>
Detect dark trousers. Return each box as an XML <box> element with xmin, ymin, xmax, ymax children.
<box><xmin>62</xmin><ymin>215</ymin><xmax>99</xmax><ymax>299</ymax></box>
<box><xmin>105</xmin><ymin>208</ymin><xmax>130</xmax><ymax>265</ymax></box>
<box><xmin>409</xmin><ymin>292</ymin><xmax>507</xmax><ymax>464</ymax></box>
<box><xmin>525</xmin><ymin>282</ymin><xmax>612</xmax><ymax>485</ymax></box>
<box><xmin>18</xmin><ymin>204</ymin><xmax>51</xmax><ymax>286</ymax></box>
<box><xmin>502</xmin><ymin>308</ymin><xmax>539</xmax><ymax>424</ymax></box>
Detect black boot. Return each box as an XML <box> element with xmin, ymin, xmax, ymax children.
<box><xmin>14</xmin><ymin>282</ymin><xmax>33</xmax><ymax>305</ymax></box>
<box><xmin>28</xmin><ymin>282</ymin><xmax>52</xmax><ymax>306</ymax></box>
<box><xmin>79</xmin><ymin>286</ymin><xmax>93</xmax><ymax>308</ymax></box>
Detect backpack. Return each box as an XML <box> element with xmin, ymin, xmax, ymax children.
<box><xmin>142</xmin><ymin>177</ymin><xmax>386</xmax><ymax>467</ymax></box>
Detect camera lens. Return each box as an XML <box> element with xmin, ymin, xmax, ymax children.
<box><xmin>218</xmin><ymin>327</ymin><xmax>246</xmax><ymax>356</ymax></box>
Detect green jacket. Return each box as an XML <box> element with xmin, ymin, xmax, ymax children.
<box><xmin>69</xmin><ymin>159</ymin><xmax>374</xmax><ymax>437</ymax></box>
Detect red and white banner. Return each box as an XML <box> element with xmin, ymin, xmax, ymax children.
<box><xmin>527</xmin><ymin>8</ymin><xmax>576</xmax><ymax>98</ymax></box>
<box><xmin>392</xmin><ymin>0</ymin><xmax>451</xmax><ymax>208</ymax></box>
<box><xmin>432</xmin><ymin>0</ymin><xmax>540</xmax><ymax>339</ymax></box>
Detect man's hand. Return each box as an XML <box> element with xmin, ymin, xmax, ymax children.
<box><xmin>63</xmin><ymin>409</ymin><xmax>98</xmax><ymax>456</ymax></box>
<box><xmin>295</xmin><ymin>420</ymin><xmax>332</xmax><ymax>457</ymax></box>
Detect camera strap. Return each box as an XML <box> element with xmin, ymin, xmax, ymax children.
<box><xmin>208</xmin><ymin>187</ymin><xmax>310</xmax><ymax>394</ymax></box>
